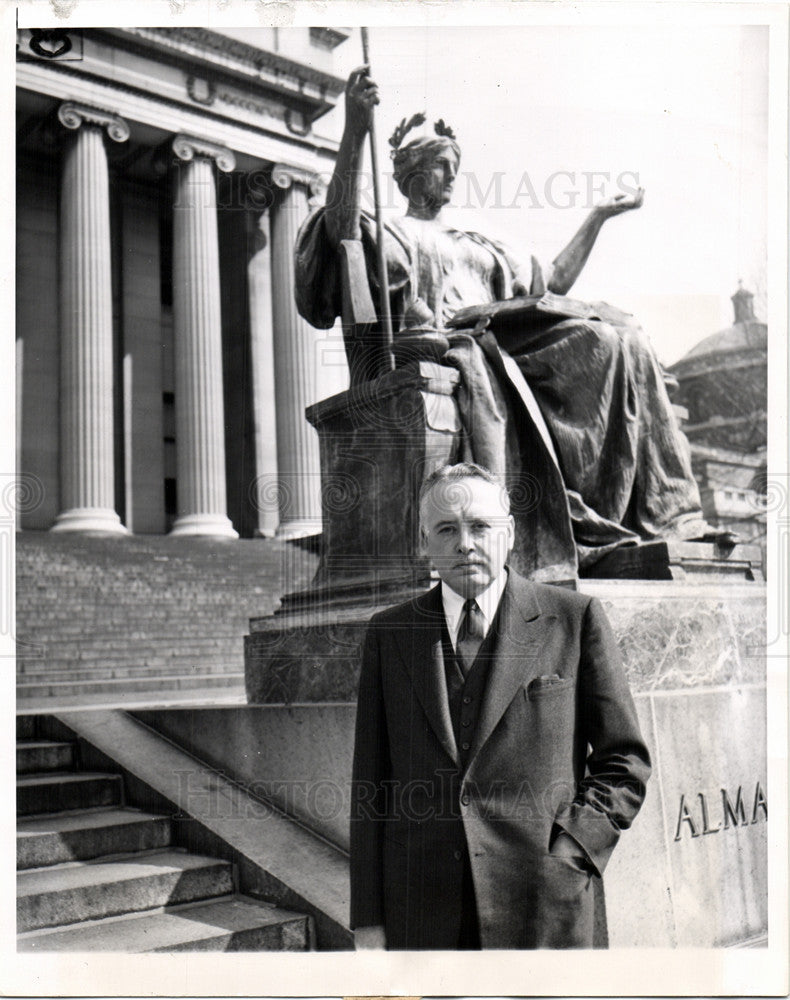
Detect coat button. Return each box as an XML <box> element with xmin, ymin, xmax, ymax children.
<box><xmin>461</xmin><ymin>741</ymin><xmax>470</xmax><ymax>751</ymax></box>
<box><xmin>463</xmin><ymin>696</ymin><xmax>471</xmax><ymax>704</ymax></box>
<box><xmin>461</xmin><ymin>794</ymin><xmax>470</xmax><ymax>806</ymax></box>
<box><xmin>461</xmin><ymin>719</ymin><xmax>470</xmax><ymax>727</ymax></box>
<box><xmin>454</xmin><ymin>850</ymin><xmax>463</xmax><ymax>861</ymax></box>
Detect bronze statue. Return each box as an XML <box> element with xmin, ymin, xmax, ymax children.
<box><xmin>295</xmin><ymin>66</ymin><xmax>720</xmax><ymax>578</ymax></box>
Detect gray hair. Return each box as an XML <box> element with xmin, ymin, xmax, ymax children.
<box><xmin>418</xmin><ymin>463</ymin><xmax>510</xmax><ymax>530</ymax></box>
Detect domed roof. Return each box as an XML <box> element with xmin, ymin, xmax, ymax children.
<box><xmin>682</xmin><ymin>319</ymin><xmax>766</xmax><ymax>360</ymax></box>
<box><xmin>671</xmin><ymin>285</ymin><xmax>766</xmax><ymax>370</ymax></box>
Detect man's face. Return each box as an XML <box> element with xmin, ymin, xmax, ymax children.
<box><xmin>421</xmin><ymin>477</ymin><xmax>515</xmax><ymax>598</ymax></box>
<box><xmin>408</xmin><ymin>151</ymin><xmax>459</xmax><ymax>211</ymax></box>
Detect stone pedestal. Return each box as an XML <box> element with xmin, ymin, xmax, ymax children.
<box><xmin>297</xmin><ymin>360</ymin><xmax>462</xmax><ymax>605</ymax></box>
<box><xmin>245</xmin><ymin>360</ymin><xmax>462</xmax><ymax>704</ymax></box>
<box><xmin>587</xmin><ymin>537</ymin><xmax>764</xmax><ymax>581</ymax></box>
<box><xmin>585</xmin><ymin>580</ymin><xmax>767</xmax><ymax>948</ymax></box>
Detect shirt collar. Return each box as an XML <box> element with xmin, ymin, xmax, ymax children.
<box><xmin>441</xmin><ymin>569</ymin><xmax>508</xmax><ymax>643</ymax></box>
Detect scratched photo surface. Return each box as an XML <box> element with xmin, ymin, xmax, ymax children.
<box><xmin>7</xmin><ymin>2</ymin><xmax>787</xmax><ymax>997</ymax></box>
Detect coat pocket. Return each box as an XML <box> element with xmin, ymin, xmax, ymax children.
<box><xmin>525</xmin><ymin>677</ymin><xmax>573</xmax><ymax>701</ymax></box>
<box><xmin>525</xmin><ymin>853</ymin><xmax>596</xmax><ymax>949</ymax></box>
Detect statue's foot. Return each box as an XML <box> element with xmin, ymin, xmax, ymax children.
<box><xmin>698</xmin><ymin>529</ymin><xmax>740</xmax><ymax>551</ymax></box>
<box><xmin>664</xmin><ymin>515</ymin><xmax>739</xmax><ymax>550</ymax></box>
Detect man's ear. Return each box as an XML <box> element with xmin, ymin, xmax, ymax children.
<box><xmin>418</xmin><ymin>525</ymin><xmax>428</xmax><ymax>556</ymax></box>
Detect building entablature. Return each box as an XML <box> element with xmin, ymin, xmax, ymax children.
<box><xmin>99</xmin><ymin>27</ymin><xmax>346</xmax><ymax>132</ymax></box>
<box><xmin>684</xmin><ymin>409</ymin><xmax>767</xmax><ymax>438</ymax></box>
<box><xmin>688</xmin><ymin>442</ymin><xmax>767</xmax><ymax>468</ymax></box>
<box><xmin>17</xmin><ymin>26</ymin><xmax>342</xmax><ymax>180</ymax></box>
<box><xmin>17</xmin><ymin>66</ymin><xmax>335</xmax><ymax>186</ymax></box>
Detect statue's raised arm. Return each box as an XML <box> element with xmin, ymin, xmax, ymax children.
<box><xmin>547</xmin><ymin>189</ymin><xmax>645</xmax><ymax>295</ymax></box>
<box><xmin>324</xmin><ymin>66</ymin><xmax>379</xmax><ymax>249</ymax></box>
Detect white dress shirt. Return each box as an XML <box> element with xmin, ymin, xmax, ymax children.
<box><xmin>441</xmin><ymin>569</ymin><xmax>508</xmax><ymax>652</ymax></box>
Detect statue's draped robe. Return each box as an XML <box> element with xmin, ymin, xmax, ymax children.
<box><xmin>295</xmin><ymin>210</ymin><xmax>704</xmax><ymax>577</ymax></box>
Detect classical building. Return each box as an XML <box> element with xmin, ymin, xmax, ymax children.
<box><xmin>16</xmin><ymin>26</ymin><xmax>351</xmax><ymax>539</ymax></box>
<box><xmin>669</xmin><ymin>285</ymin><xmax>767</xmax><ymax>544</ymax></box>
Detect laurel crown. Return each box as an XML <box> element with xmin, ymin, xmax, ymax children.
<box><xmin>389</xmin><ymin>114</ymin><xmax>457</xmax><ymax>153</ymax></box>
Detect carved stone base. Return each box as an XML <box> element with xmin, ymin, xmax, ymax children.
<box><xmin>584</xmin><ymin>539</ymin><xmax>764</xmax><ymax>581</ymax></box>
<box><xmin>303</xmin><ymin>360</ymin><xmax>462</xmax><ymax>597</ymax></box>
<box><xmin>245</xmin><ymin>593</ymin><xmax>410</xmax><ymax>705</ymax></box>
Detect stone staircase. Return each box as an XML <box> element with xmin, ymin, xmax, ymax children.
<box><xmin>16</xmin><ymin>531</ymin><xmax>318</xmax><ymax>702</ymax></box>
<box><xmin>16</xmin><ymin>716</ymin><xmax>314</xmax><ymax>951</ymax></box>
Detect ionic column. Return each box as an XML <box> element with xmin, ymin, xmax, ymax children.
<box><xmin>52</xmin><ymin>102</ymin><xmax>129</xmax><ymax>534</ymax></box>
<box><xmin>169</xmin><ymin>135</ymin><xmax>238</xmax><ymax>538</ymax></box>
<box><xmin>270</xmin><ymin>164</ymin><xmax>326</xmax><ymax>538</ymax></box>
<box><xmin>246</xmin><ymin>210</ymin><xmax>280</xmax><ymax>537</ymax></box>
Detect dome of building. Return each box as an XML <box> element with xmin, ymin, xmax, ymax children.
<box><xmin>668</xmin><ymin>284</ymin><xmax>767</xmax><ymax>454</ymax></box>
<box><xmin>667</xmin><ymin>284</ymin><xmax>767</xmax><ymax>547</ymax></box>
<box><xmin>675</xmin><ymin>286</ymin><xmax>766</xmax><ymax>369</ymax></box>
<box><xmin>681</xmin><ymin>317</ymin><xmax>766</xmax><ymax>362</ymax></box>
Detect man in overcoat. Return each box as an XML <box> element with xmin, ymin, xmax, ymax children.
<box><xmin>350</xmin><ymin>463</ymin><xmax>651</xmax><ymax>950</ymax></box>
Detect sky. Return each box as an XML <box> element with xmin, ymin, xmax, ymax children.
<box><xmin>321</xmin><ymin>23</ymin><xmax>769</xmax><ymax>366</ymax></box>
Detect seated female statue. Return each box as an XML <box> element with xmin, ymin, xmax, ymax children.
<box><xmin>295</xmin><ymin>67</ymin><xmax>718</xmax><ymax>578</ymax></box>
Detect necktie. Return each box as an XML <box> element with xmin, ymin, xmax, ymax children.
<box><xmin>457</xmin><ymin>598</ymin><xmax>486</xmax><ymax>675</ymax></box>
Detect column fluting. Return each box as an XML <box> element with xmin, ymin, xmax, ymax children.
<box><xmin>52</xmin><ymin>102</ymin><xmax>129</xmax><ymax>534</ymax></box>
<box><xmin>169</xmin><ymin>135</ymin><xmax>238</xmax><ymax>538</ymax></box>
<box><xmin>270</xmin><ymin>165</ymin><xmax>325</xmax><ymax>538</ymax></box>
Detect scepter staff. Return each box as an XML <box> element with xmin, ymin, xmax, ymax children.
<box><xmin>360</xmin><ymin>27</ymin><xmax>395</xmax><ymax>370</ymax></box>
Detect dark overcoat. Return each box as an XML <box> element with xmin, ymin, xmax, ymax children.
<box><xmin>350</xmin><ymin>570</ymin><xmax>651</xmax><ymax>949</ymax></box>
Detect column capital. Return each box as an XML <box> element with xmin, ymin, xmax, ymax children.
<box><xmin>271</xmin><ymin>163</ymin><xmax>327</xmax><ymax>207</ymax></box>
<box><xmin>172</xmin><ymin>134</ymin><xmax>236</xmax><ymax>173</ymax></box>
<box><xmin>57</xmin><ymin>102</ymin><xmax>130</xmax><ymax>144</ymax></box>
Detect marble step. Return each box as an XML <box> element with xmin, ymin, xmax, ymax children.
<box><xmin>17</xmin><ymin>740</ymin><xmax>74</xmax><ymax>774</ymax></box>
<box><xmin>17</xmin><ymin>807</ymin><xmax>172</xmax><ymax>869</ymax></box>
<box><xmin>17</xmin><ymin>894</ymin><xmax>311</xmax><ymax>952</ymax></box>
<box><xmin>18</xmin><ymin>653</ymin><xmax>244</xmax><ymax>676</ymax></box>
<box><xmin>16</xmin><ymin>673</ymin><xmax>245</xmax><ymax>699</ymax></box>
<box><xmin>18</xmin><ymin>660</ymin><xmax>244</xmax><ymax>682</ymax></box>
<box><xmin>17</xmin><ymin>849</ymin><xmax>234</xmax><ymax>932</ymax></box>
<box><xmin>17</xmin><ymin>772</ymin><xmax>123</xmax><ymax>816</ymax></box>
<box><xmin>17</xmin><ymin>716</ymin><xmax>37</xmax><ymax>739</ymax></box>
<box><xmin>18</xmin><ymin>629</ymin><xmax>244</xmax><ymax>646</ymax></box>
<box><xmin>16</xmin><ymin>607</ymin><xmax>256</xmax><ymax>625</ymax></box>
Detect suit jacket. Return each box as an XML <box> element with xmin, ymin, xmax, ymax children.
<box><xmin>350</xmin><ymin>569</ymin><xmax>651</xmax><ymax>949</ymax></box>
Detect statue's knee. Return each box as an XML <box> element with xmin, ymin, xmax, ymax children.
<box><xmin>622</xmin><ymin>323</ymin><xmax>658</xmax><ymax>362</ymax></box>
<box><xmin>594</xmin><ymin>319</ymin><xmax>655</xmax><ymax>361</ymax></box>
<box><xmin>586</xmin><ymin>320</ymin><xmax>620</xmax><ymax>354</ymax></box>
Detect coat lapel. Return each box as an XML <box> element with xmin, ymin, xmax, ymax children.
<box><xmin>468</xmin><ymin>571</ymin><xmax>547</xmax><ymax>766</ymax></box>
<box><xmin>391</xmin><ymin>584</ymin><xmax>460</xmax><ymax>768</ymax></box>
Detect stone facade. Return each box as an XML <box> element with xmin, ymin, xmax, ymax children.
<box><xmin>16</xmin><ymin>26</ymin><xmax>351</xmax><ymax>538</ymax></box>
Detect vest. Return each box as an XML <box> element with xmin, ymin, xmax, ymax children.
<box><xmin>441</xmin><ymin>604</ymin><xmax>501</xmax><ymax>773</ymax></box>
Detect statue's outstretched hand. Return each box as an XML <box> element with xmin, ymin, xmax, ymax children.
<box><xmin>345</xmin><ymin>65</ymin><xmax>380</xmax><ymax>138</ymax></box>
<box><xmin>596</xmin><ymin>187</ymin><xmax>645</xmax><ymax>218</ymax></box>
